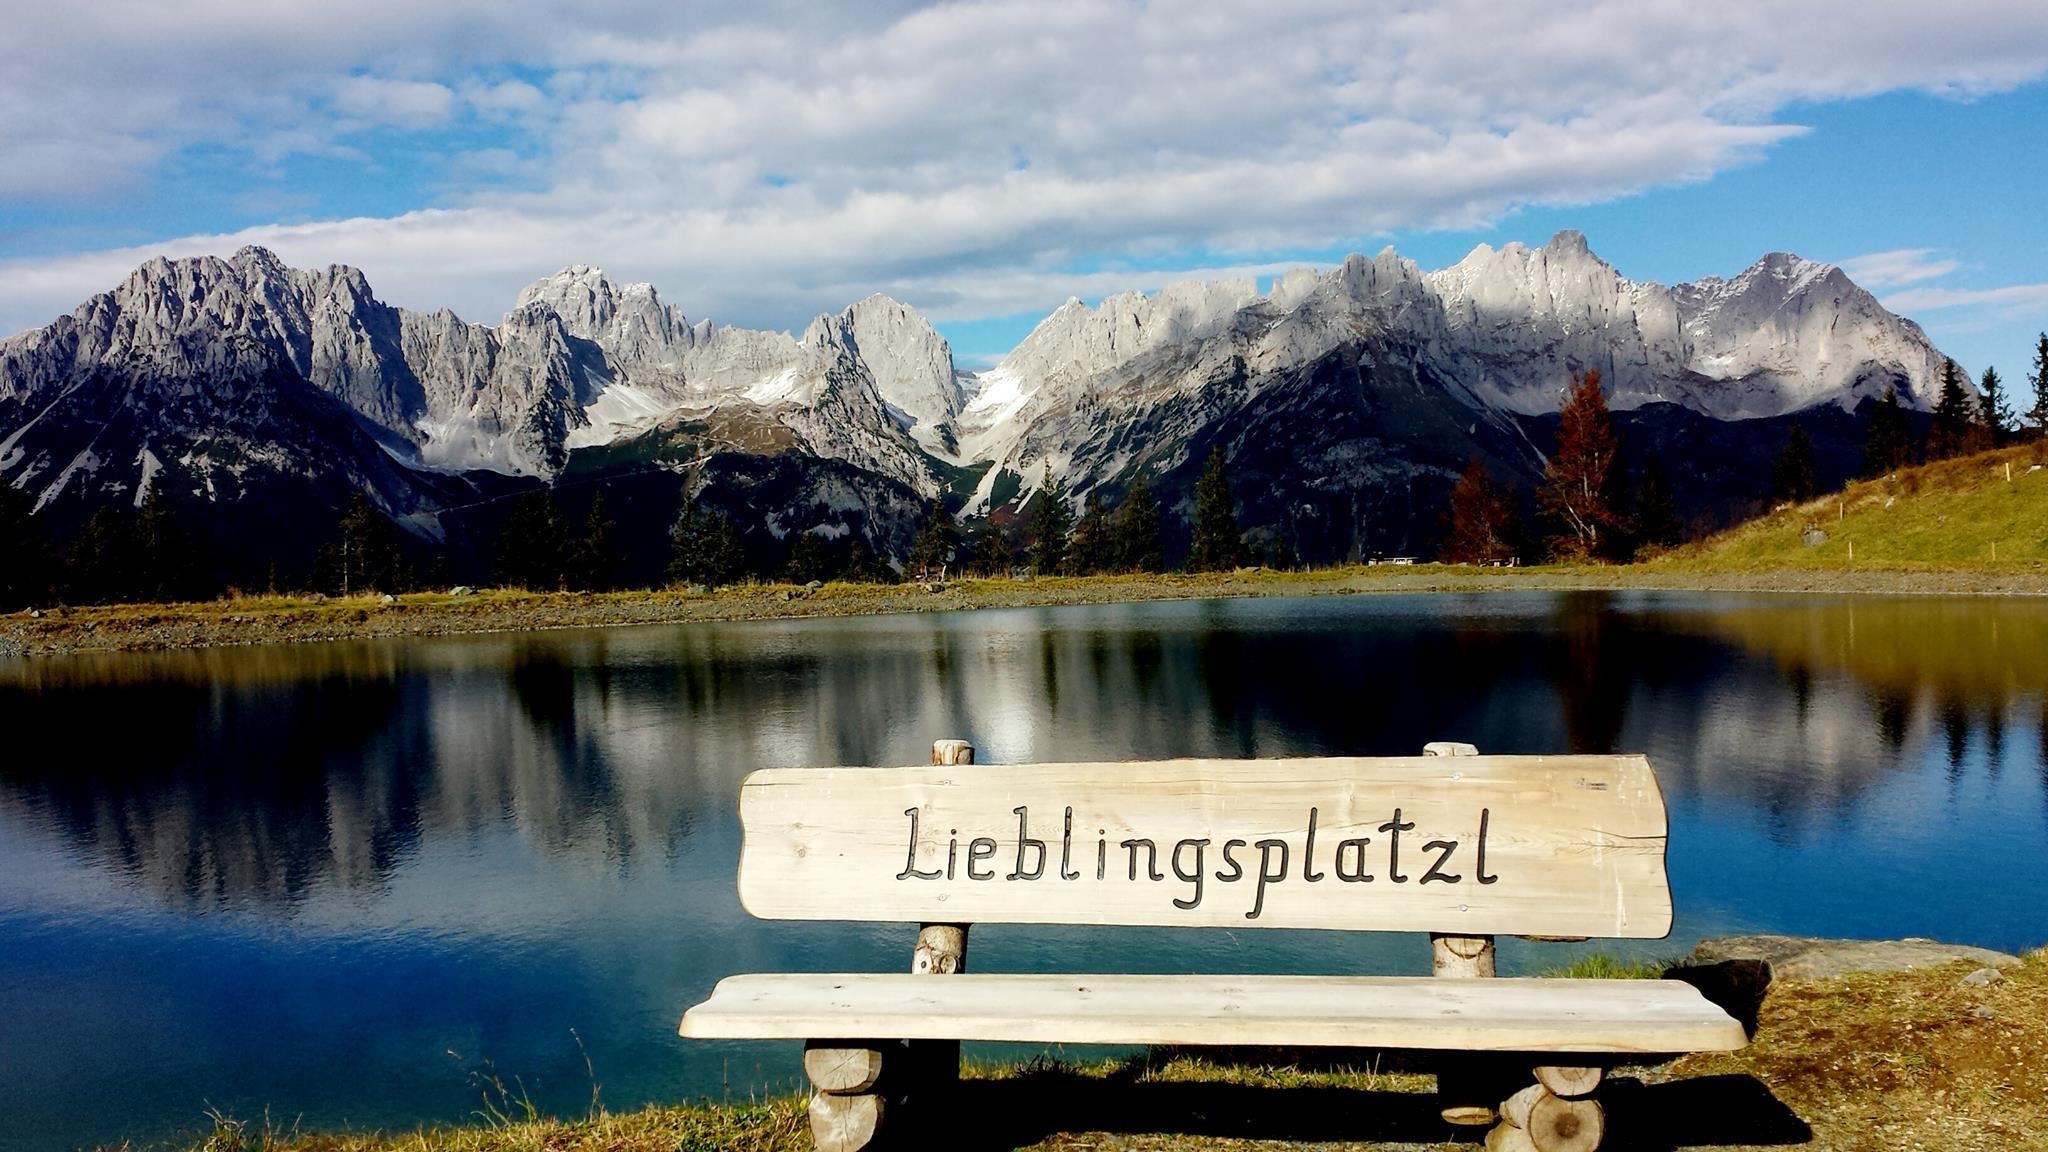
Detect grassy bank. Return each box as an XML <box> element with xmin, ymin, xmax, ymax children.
<box><xmin>10</xmin><ymin>561</ymin><xmax>2048</xmax><ymax>658</ymax></box>
<box><xmin>1651</xmin><ymin>441</ymin><xmax>2048</xmax><ymax>574</ymax></box>
<box><xmin>172</xmin><ymin>951</ymin><xmax>2047</xmax><ymax>1152</ymax></box>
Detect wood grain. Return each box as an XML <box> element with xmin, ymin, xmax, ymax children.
<box><xmin>679</xmin><ymin>972</ymin><xmax>1748</xmax><ymax>1052</ymax></box>
<box><xmin>803</xmin><ymin>1043</ymin><xmax>886</xmax><ymax>1094</ymax></box>
<box><xmin>735</xmin><ymin>755</ymin><xmax>1672</xmax><ymax>938</ymax></box>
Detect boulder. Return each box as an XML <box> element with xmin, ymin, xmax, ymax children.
<box><xmin>1692</xmin><ymin>935</ymin><xmax>2021</xmax><ymax>981</ymax></box>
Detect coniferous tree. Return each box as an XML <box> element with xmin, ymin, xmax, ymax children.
<box><xmin>1771</xmin><ymin>426</ymin><xmax>1819</xmax><ymax>503</ymax></box>
<box><xmin>1066</xmin><ymin>491</ymin><xmax>1117</xmax><ymax>575</ymax></box>
<box><xmin>842</xmin><ymin>533</ymin><xmax>890</xmax><ymax>583</ymax></box>
<box><xmin>494</xmin><ymin>490</ymin><xmax>569</xmax><ymax>590</ymax></box>
<box><xmin>69</xmin><ymin>506</ymin><xmax>142</xmax><ymax>603</ymax></box>
<box><xmin>1978</xmin><ymin>367</ymin><xmax>2011</xmax><ymax>447</ymax></box>
<box><xmin>1186</xmin><ymin>446</ymin><xmax>1246</xmax><ymax>572</ymax></box>
<box><xmin>968</xmin><ymin>521</ymin><xmax>1015</xmax><ymax>576</ymax></box>
<box><xmin>784</xmin><ymin>531</ymin><xmax>833</xmax><ymax>584</ymax></box>
<box><xmin>1539</xmin><ymin>369</ymin><xmax>1626</xmax><ymax>561</ymax></box>
<box><xmin>330</xmin><ymin>494</ymin><xmax>411</xmax><ymax>595</ymax></box>
<box><xmin>1115</xmin><ymin>479</ymin><xmax>1164</xmax><ymax>573</ymax></box>
<box><xmin>666</xmin><ymin>499</ymin><xmax>745</xmax><ymax>587</ymax></box>
<box><xmin>2028</xmin><ymin>333</ymin><xmax>2048</xmax><ymax>437</ymax></box>
<box><xmin>908</xmin><ymin>504</ymin><xmax>957</xmax><ymax>578</ymax></box>
<box><xmin>1029</xmin><ymin>469</ymin><xmax>1072</xmax><ymax>575</ymax></box>
<box><xmin>0</xmin><ymin>480</ymin><xmax>53</xmax><ymax>611</ymax></box>
<box><xmin>1862</xmin><ymin>385</ymin><xmax>1913</xmax><ymax>476</ymax></box>
<box><xmin>570</xmin><ymin>491</ymin><xmax>617</xmax><ymax>591</ymax></box>
<box><xmin>1928</xmin><ymin>358</ymin><xmax>1974</xmax><ymax>460</ymax></box>
<box><xmin>1439</xmin><ymin>457</ymin><xmax>1516</xmax><ymax>564</ymax></box>
<box><xmin>135</xmin><ymin>487</ymin><xmax>200</xmax><ymax>602</ymax></box>
<box><xmin>1634</xmin><ymin>452</ymin><xmax>1682</xmax><ymax>552</ymax></box>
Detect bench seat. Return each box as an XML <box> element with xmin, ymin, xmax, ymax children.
<box><xmin>681</xmin><ymin>972</ymin><xmax>1748</xmax><ymax>1054</ymax></box>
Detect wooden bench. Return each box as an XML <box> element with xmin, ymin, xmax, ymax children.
<box><xmin>681</xmin><ymin>742</ymin><xmax>1747</xmax><ymax>1152</ymax></box>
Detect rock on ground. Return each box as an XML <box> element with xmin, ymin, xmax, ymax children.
<box><xmin>1693</xmin><ymin>934</ymin><xmax>2022</xmax><ymax>980</ymax></box>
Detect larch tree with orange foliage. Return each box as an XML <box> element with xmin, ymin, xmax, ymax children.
<box><xmin>1440</xmin><ymin>456</ymin><xmax>1518</xmax><ymax>564</ymax></box>
<box><xmin>1540</xmin><ymin>368</ymin><xmax>1626</xmax><ymax>561</ymax></box>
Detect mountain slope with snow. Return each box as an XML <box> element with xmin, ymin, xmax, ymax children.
<box><xmin>0</xmin><ymin>232</ymin><xmax>1959</xmax><ymax>573</ymax></box>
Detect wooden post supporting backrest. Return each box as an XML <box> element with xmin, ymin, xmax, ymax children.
<box><xmin>1423</xmin><ymin>742</ymin><xmax>1496</xmax><ymax>979</ymax></box>
<box><xmin>912</xmin><ymin>740</ymin><xmax>975</xmax><ymax>976</ymax></box>
<box><xmin>1425</xmin><ymin>741</ymin><xmax>1502</xmax><ymax>1128</ymax></box>
<box><xmin>910</xmin><ymin>739</ymin><xmax>974</xmax><ymax>1097</ymax></box>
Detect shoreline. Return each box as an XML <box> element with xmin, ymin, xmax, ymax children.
<box><xmin>6</xmin><ymin>564</ymin><xmax>2048</xmax><ymax>658</ymax></box>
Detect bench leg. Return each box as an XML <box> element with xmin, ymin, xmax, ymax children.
<box><xmin>805</xmin><ymin>1041</ymin><xmax>892</xmax><ymax>1152</ymax></box>
<box><xmin>1492</xmin><ymin>1066</ymin><xmax>1605</xmax><ymax>1152</ymax></box>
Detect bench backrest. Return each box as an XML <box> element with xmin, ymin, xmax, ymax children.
<box><xmin>736</xmin><ymin>755</ymin><xmax>1672</xmax><ymax>939</ymax></box>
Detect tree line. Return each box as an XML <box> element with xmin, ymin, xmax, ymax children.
<box><xmin>7</xmin><ymin>338</ymin><xmax>2045</xmax><ymax>610</ymax></box>
<box><xmin>1444</xmin><ymin>340</ymin><xmax>2048</xmax><ymax>566</ymax></box>
<box><xmin>1442</xmin><ymin>369</ymin><xmax>1683</xmax><ymax>565</ymax></box>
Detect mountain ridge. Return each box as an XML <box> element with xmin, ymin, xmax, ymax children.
<box><xmin>0</xmin><ymin>231</ymin><xmax>1964</xmax><ymax>582</ymax></box>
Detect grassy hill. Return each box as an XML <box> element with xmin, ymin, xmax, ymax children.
<box><xmin>1650</xmin><ymin>441</ymin><xmax>2048</xmax><ymax>573</ymax></box>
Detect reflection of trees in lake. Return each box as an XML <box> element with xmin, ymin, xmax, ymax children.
<box><xmin>5</xmin><ymin>596</ymin><xmax>2043</xmax><ymax>911</ymax></box>
<box><xmin>0</xmin><ymin>671</ymin><xmax>427</xmax><ymax>906</ymax></box>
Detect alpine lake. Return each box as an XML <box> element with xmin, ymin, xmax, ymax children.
<box><xmin>3</xmin><ymin>590</ymin><xmax>2045</xmax><ymax>1151</ymax></box>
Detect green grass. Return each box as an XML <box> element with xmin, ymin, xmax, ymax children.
<box><xmin>1541</xmin><ymin>953</ymin><xmax>1675</xmax><ymax>980</ymax></box>
<box><xmin>1652</xmin><ymin>441</ymin><xmax>2048</xmax><ymax>573</ymax></box>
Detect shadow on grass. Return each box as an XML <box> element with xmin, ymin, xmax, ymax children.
<box><xmin>921</xmin><ymin>1067</ymin><xmax>1809</xmax><ymax>1150</ymax></box>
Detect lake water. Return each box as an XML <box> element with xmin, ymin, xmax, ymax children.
<box><xmin>2</xmin><ymin>591</ymin><xmax>2045</xmax><ymax>1151</ymax></box>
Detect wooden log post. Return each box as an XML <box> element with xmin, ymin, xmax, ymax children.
<box><xmin>805</xmin><ymin>1041</ymin><xmax>890</xmax><ymax>1152</ymax></box>
<box><xmin>1425</xmin><ymin>741</ymin><xmax>1503</xmax><ymax>1127</ymax></box>
<box><xmin>1525</xmin><ymin>1092</ymin><xmax>1605</xmax><ymax>1152</ymax></box>
<box><xmin>1533</xmin><ymin>1064</ymin><xmax>1603</xmax><ymax>1099</ymax></box>
<box><xmin>907</xmin><ymin>739</ymin><xmax>975</xmax><ymax>1096</ymax></box>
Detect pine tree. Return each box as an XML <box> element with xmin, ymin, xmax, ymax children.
<box><xmin>1187</xmin><ymin>446</ymin><xmax>1246</xmax><ymax>572</ymax></box>
<box><xmin>332</xmin><ymin>494</ymin><xmax>411</xmax><ymax>595</ymax></box>
<box><xmin>1115</xmin><ymin>479</ymin><xmax>1164</xmax><ymax>573</ymax></box>
<box><xmin>908</xmin><ymin>503</ymin><xmax>957</xmax><ymax>578</ymax></box>
<box><xmin>494</xmin><ymin>490</ymin><xmax>569</xmax><ymax>590</ymax></box>
<box><xmin>1439</xmin><ymin>457</ymin><xmax>1516</xmax><ymax>564</ymax></box>
<box><xmin>1978</xmin><ymin>367</ymin><xmax>2011</xmax><ymax>447</ymax></box>
<box><xmin>784</xmin><ymin>531</ymin><xmax>833</xmax><ymax>584</ymax></box>
<box><xmin>1928</xmin><ymin>358</ymin><xmax>1973</xmax><ymax>460</ymax></box>
<box><xmin>135</xmin><ymin>487</ymin><xmax>200</xmax><ymax>602</ymax></box>
<box><xmin>968</xmin><ymin>521</ymin><xmax>1015</xmax><ymax>576</ymax></box>
<box><xmin>1771</xmin><ymin>426</ymin><xmax>1819</xmax><ymax>503</ymax></box>
<box><xmin>1029</xmin><ymin>469</ymin><xmax>1073</xmax><ymax>575</ymax></box>
<box><xmin>69</xmin><ymin>506</ymin><xmax>141</xmax><ymax>603</ymax></box>
<box><xmin>570</xmin><ymin>491</ymin><xmax>617</xmax><ymax>591</ymax></box>
<box><xmin>666</xmin><ymin>499</ymin><xmax>746</xmax><ymax>587</ymax></box>
<box><xmin>0</xmin><ymin>480</ymin><xmax>52</xmax><ymax>611</ymax></box>
<box><xmin>842</xmin><ymin>533</ymin><xmax>890</xmax><ymax>584</ymax></box>
<box><xmin>1066</xmin><ymin>491</ymin><xmax>1117</xmax><ymax>574</ymax></box>
<box><xmin>1634</xmin><ymin>452</ymin><xmax>1682</xmax><ymax>551</ymax></box>
<box><xmin>2029</xmin><ymin>333</ymin><xmax>2048</xmax><ymax>437</ymax></box>
<box><xmin>1539</xmin><ymin>369</ymin><xmax>1625</xmax><ymax>561</ymax></box>
<box><xmin>1862</xmin><ymin>385</ymin><xmax>1912</xmax><ymax>476</ymax></box>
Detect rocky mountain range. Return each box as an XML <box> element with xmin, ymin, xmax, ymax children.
<box><xmin>0</xmin><ymin>231</ymin><xmax>1955</xmax><ymax>584</ymax></box>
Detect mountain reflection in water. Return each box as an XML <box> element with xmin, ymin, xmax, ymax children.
<box><xmin>0</xmin><ymin>591</ymin><xmax>2043</xmax><ymax>1151</ymax></box>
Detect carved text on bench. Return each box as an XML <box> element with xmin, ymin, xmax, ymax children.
<box><xmin>896</xmin><ymin>804</ymin><xmax>1498</xmax><ymax>920</ymax></box>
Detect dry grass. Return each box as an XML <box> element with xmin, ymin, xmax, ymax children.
<box><xmin>156</xmin><ymin>953</ymin><xmax>2048</xmax><ymax>1152</ymax></box>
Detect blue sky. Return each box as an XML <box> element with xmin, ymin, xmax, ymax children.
<box><xmin>3</xmin><ymin>1</ymin><xmax>2047</xmax><ymax>387</ymax></box>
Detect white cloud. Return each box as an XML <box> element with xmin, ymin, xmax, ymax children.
<box><xmin>1840</xmin><ymin>249</ymin><xmax>1965</xmax><ymax>291</ymax></box>
<box><xmin>333</xmin><ymin>77</ymin><xmax>455</xmax><ymax>129</ymax></box>
<box><xmin>1885</xmin><ymin>282</ymin><xmax>2048</xmax><ymax>314</ymax></box>
<box><xmin>5</xmin><ymin>0</ymin><xmax>2048</xmax><ymax>336</ymax></box>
